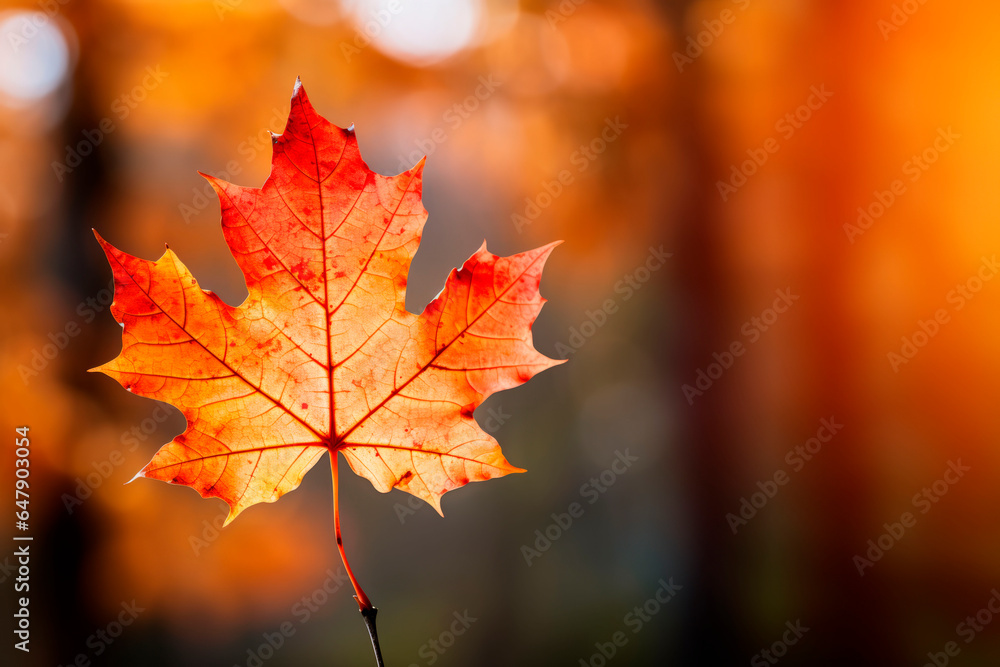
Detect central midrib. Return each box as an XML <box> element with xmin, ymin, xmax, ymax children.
<box><xmin>304</xmin><ymin>105</ymin><xmax>337</xmax><ymax>450</ymax></box>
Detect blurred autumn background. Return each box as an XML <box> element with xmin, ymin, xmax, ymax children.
<box><xmin>2</xmin><ymin>0</ymin><xmax>1000</xmax><ymax>665</ymax></box>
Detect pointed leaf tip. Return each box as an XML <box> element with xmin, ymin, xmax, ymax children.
<box><xmin>223</xmin><ymin>508</ymin><xmax>240</xmax><ymax>527</ymax></box>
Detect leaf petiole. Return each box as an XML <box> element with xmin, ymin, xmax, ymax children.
<box><xmin>331</xmin><ymin>452</ymin><xmax>385</xmax><ymax>666</ymax></box>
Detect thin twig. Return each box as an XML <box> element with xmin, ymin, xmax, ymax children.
<box><xmin>360</xmin><ymin>605</ymin><xmax>385</xmax><ymax>667</ymax></box>
<box><xmin>331</xmin><ymin>453</ymin><xmax>385</xmax><ymax>666</ymax></box>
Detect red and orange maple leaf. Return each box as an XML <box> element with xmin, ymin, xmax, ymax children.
<box><xmin>92</xmin><ymin>81</ymin><xmax>562</xmax><ymax>530</ymax></box>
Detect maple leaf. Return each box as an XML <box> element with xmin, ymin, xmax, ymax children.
<box><xmin>92</xmin><ymin>81</ymin><xmax>560</xmax><ymax>555</ymax></box>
